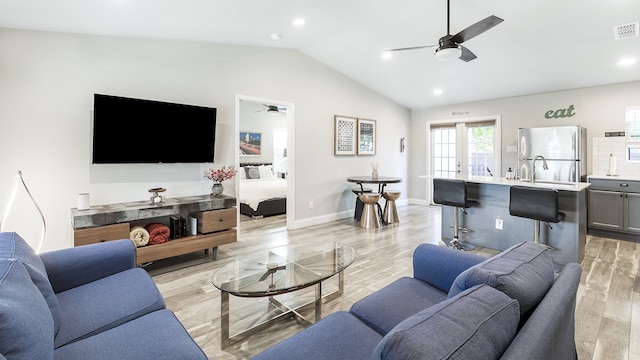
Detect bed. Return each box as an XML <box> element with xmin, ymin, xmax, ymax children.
<box><xmin>239</xmin><ymin>163</ymin><xmax>287</xmax><ymax>218</ymax></box>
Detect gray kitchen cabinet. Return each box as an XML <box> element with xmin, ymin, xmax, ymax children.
<box><xmin>626</xmin><ymin>193</ymin><xmax>640</xmax><ymax>233</ymax></box>
<box><xmin>589</xmin><ymin>189</ymin><xmax>624</xmax><ymax>230</ymax></box>
<box><xmin>588</xmin><ymin>177</ymin><xmax>640</xmax><ymax>240</ymax></box>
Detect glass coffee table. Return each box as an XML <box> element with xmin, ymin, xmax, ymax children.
<box><xmin>212</xmin><ymin>241</ymin><xmax>356</xmax><ymax>348</ymax></box>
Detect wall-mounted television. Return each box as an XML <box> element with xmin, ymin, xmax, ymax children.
<box><xmin>92</xmin><ymin>94</ymin><xmax>216</xmax><ymax>164</ymax></box>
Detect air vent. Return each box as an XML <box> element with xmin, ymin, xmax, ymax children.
<box><xmin>614</xmin><ymin>22</ymin><xmax>639</xmax><ymax>40</ymax></box>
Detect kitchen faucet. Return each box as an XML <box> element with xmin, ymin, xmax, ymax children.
<box><xmin>531</xmin><ymin>155</ymin><xmax>549</xmax><ymax>183</ymax></box>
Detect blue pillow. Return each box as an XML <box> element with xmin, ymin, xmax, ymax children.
<box><xmin>448</xmin><ymin>241</ymin><xmax>554</xmax><ymax>319</ymax></box>
<box><xmin>0</xmin><ymin>258</ymin><xmax>54</xmax><ymax>359</ymax></box>
<box><xmin>0</xmin><ymin>232</ymin><xmax>60</xmax><ymax>335</ymax></box>
<box><xmin>371</xmin><ymin>284</ymin><xmax>519</xmax><ymax>360</ymax></box>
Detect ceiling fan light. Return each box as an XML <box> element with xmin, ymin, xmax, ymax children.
<box><xmin>435</xmin><ymin>46</ymin><xmax>462</xmax><ymax>61</ymax></box>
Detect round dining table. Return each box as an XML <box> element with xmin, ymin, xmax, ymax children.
<box><xmin>347</xmin><ymin>176</ymin><xmax>402</xmax><ymax>193</ymax></box>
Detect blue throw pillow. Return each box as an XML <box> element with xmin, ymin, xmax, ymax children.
<box><xmin>0</xmin><ymin>232</ymin><xmax>61</xmax><ymax>335</ymax></box>
<box><xmin>448</xmin><ymin>241</ymin><xmax>554</xmax><ymax>319</ymax></box>
<box><xmin>0</xmin><ymin>259</ymin><xmax>54</xmax><ymax>359</ymax></box>
<box><xmin>371</xmin><ymin>284</ymin><xmax>520</xmax><ymax>360</ymax></box>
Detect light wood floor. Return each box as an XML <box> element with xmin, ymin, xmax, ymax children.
<box><xmin>147</xmin><ymin>204</ymin><xmax>639</xmax><ymax>360</ymax></box>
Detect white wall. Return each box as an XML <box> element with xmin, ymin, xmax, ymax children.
<box><xmin>0</xmin><ymin>28</ymin><xmax>411</xmax><ymax>251</ymax></box>
<box><xmin>410</xmin><ymin>81</ymin><xmax>640</xmax><ymax>201</ymax></box>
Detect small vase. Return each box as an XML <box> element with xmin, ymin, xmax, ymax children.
<box><xmin>211</xmin><ymin>183</ymin><xmax>224</xmax><ymax>196</ymax></box>
<box><xmin>372</xmin><ymin>170</ymin><xmax>379</xmax><ymax>180</ymax></box>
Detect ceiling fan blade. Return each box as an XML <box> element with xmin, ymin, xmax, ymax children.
<box><xmin>458</xmin><ymin>45</ymin><xmax>477</xmax><ymax>62</ymax></box>
<box><xmin>385</xmin><ymin>44</ymin><xmax>437</xmax><ymax>52</ymax></box>
<box><xmin>450</xmin><ymin>15</ymin><xmax>503</xmax><ymax>44</ymax></box>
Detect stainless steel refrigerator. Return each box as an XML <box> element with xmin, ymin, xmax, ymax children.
<box><xmin>517</xmin><ymin>125</ymin><xmax>587</xmax><ymax>182</ymax></box>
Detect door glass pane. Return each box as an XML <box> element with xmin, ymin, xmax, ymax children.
<box><xmin>432</xmin><ymin>127</ymin><xmax>456</xmax><ymax>178</ymax></box>
<box><xmin>467</xmin><ymin>126</ymin><xmax>494</xmax><ymax>176</ymax></box>
<box><xmin>273</xmin><ymin>129</ymin><xmax>287</xmax><ymax>177</ymax></box>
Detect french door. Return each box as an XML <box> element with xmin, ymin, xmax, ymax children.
<box><xmin>428</xmin><ymin>118</ymin><xmax>500</xmax><ymax>203</ymax></box>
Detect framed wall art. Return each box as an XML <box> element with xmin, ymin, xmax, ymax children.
<box><xmin>357</xmin><ymin>118</ymin><xmax>376</xmax><ymax>155</ymax></box>
<box><xmin>334</xmin><ymin>115</ymin><xmax>357</xmax><ymax>155</ymax></box>
<box><xmin>239</xmin><ymin>131</ymin><xmax>262</xmax><ymax>156</ymax></box>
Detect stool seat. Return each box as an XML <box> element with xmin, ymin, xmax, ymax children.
<box><xmin>509</xmin><ymin>186</ymin><xmax>565</xmax><ymax>244</ymax></box>
<box><xmin>359</xmin><ymin>193</ymin><xmax>381</xmax><ymax>229</ymax></box>
<box><xmin>382</xmin><ymin>191</ymin><xmax>401</xmax><ymax>224</ymax></box>
<box><xmin>433</xmin><ymin>178</ymin><xmax>473</xmax><ymax>208</ymax></box>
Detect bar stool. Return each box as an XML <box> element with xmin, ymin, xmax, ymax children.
<box><xmin>352</xmin><ymin>188</ymin><xmax>373</xmax><ymax>221</ymax></box>
<box><xmin>509</xmin><ymin>186</ymin><xmax>565</xmax><ymax>244</ymax></box>
<box><xmin>433</xmin><ymin>178</ymin><xmax>475</xmax><ymax>251</ymax></box>
<box><xmin>359</xmin><ymin>193</ymin><xmax>381</xmax><ymax>229</ymax></box>
<box><xmin>382</xmin><ymin>191</ymin><xmax>401</xmax><ymax>224</ymax></box>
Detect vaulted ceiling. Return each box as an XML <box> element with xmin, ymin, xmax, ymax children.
<box><xmin>1</xmin><ymin>0</ymin><xmax>638</xmax><ymax>109</ymax></box>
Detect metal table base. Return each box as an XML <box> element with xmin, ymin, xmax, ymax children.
<box><xmin>220</xmin><ymin>271</ymin><xmax>345</xmax><ymax>349</ymax></box>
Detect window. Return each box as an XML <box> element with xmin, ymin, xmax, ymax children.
<box><xmin>626</xmin><ymin>106</ymin><xmax>640</xmax><ymax>162</ymax></box>
<box><xmin>467</xmin><ymin>124</ymin><xmax>495</xmax><ymax>176</ymax></box>
<box><xmin>432</xmin><ymin>126</ymin><xmax>457</xmax><ymax>178</ymax></box>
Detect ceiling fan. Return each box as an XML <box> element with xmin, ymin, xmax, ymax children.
<box><xmin>255</xmin><ymin>104</ymin><xmax>287</xmax><ymax>114</ymax></box>
<box><xmin>386</xmin><ymin>0</ymin><xmax>503</xmax><ymax>62</ymax></box>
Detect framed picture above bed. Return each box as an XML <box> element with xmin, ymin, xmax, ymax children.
<box><xmin>334</xmin><ymin>115</ymin><xmax>357</xmax><ymax>156</ymax></box>
<box><xmin>240</xmin><ymin>131</ymin><xmax>261</xmax><ymax>156</ymax></box>
<box><xmin>357</xmin><ymin>118</ymin><xmax>376</xmax><ymax>155</ymax></box>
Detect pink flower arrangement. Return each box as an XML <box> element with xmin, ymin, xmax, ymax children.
<box><xmin>203</xmin><ymin>165</ymin><xmax>237</xmax><ymax>183</ymax></box>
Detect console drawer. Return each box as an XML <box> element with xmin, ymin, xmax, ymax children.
<box><xmin>193</xmin><ymin>208</ymin><xmax>237</xmax><ymax>234</ymax></box>
<box><xmin>74</xmin><ymin>223</ymin><xmax>131</xmax><ymax>246</ymax></box>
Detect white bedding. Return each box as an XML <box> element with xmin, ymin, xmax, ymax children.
<box><xmin>239</xmin><ymin>178</ymin><xmax>287</xmax><ymax>211</ymax></box>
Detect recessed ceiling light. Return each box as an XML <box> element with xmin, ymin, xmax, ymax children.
<box><xmin>270</xmin><ymin>34</ymin><xmax>282</xmax><ymax>41</ymax></box>
<box><xmin>618</xmin><ymin>58</ymin><xmax>636</xmax><ymax>66</ymax></box>
<box><xmin>382</xmin><ymin>52</ymin><xmax>392</xmax><ymax>60</ymax></box>
<box><xmin>433</xmin><ymin>89</ymin><xmax>443</xmax><ymax>95</ymax></box>
<box><xmin>293</xmin><ymin>18</ymin><xmax>306</xmax><ymax>26</ymax></box>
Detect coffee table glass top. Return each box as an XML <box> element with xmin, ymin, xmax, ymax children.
<box><xmin>212</xmin><ymin>242</ymin><xmax>356</xmax><ymax>297</ymax></box>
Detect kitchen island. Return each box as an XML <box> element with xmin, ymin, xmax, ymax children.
<box><xmin>438</xmin><ymin>175</ymin><xmax>590</xmax><ymax>266</ymax></box>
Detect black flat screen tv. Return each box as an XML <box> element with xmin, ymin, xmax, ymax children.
<box><xmin>92</xmin><ymin>94</ymin><xmax>216</xmax><ymax>164</ymax></box>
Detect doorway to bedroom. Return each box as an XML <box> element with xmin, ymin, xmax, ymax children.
<box><xmin>236</xmin><ymin>96</ymin><xmax>294</xmax><ymax>230</ymax></box>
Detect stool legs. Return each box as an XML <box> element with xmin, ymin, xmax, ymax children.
<box><xmin>382</xmin><ymin>192</ymin><xmax>401</xmax><ymax>224</ymax></box>
<box><xmin>359</xmin><ymin>194</ymin><xmax>381</xmax><ymax>229</ymax></box>
<box><xmin>449</xmin><ymin>207</ymin><xmax>474</xmax><ymax>251</ymax></box>
<box><xmin>354</xmin><ymin>196</ymin><xmax>365</xmax><ymax>221</ymax></box>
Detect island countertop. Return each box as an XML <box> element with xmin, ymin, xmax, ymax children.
<box><xmin>452</xmin><ymin>175</ymin><xmax>591</xmax><ymax>192</ymax></box>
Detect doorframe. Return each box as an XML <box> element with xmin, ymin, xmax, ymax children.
<box><xmin>235</xmin><ymin>95</ymin><xmax>295</xmax><ymax>229</ymax></box>
<box><xmin>425</xmin><ymin>115</ymin><xmax>502</xmax><ymax>204</ymax></box>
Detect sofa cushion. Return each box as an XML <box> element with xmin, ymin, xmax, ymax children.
<box><xmin>251</xmin><ymin>311</ymin><xmax>383</xmax><ymax>360</ymax></box>
<box><xmin>53</xmin><ymin>267</ymin><xmax>165</xmax><ymax>348</ymax></box>
<box><xmin>53</xmin><ymin>309</ymin><xmax>207</xmax><ymax>360</ymax></box>
<box><xmin>0</xmin><ymin>232</ymin><xmax>60</xmax><ymax>335</ymax></box>
<box><xmin>0</xmin><ymin>258</ymin><xmax>54</xmax><ymax>359</ymax></box>
<box><xmin>350</xmin><ymin>277</ymin><xmax>448</xmax><ymax>335</ymax></box>
<box><xmin>371</xmin><ymin>284</ymin><xmax>520</xmax><ymax>360</ymax></box>
<box><xmin>448</xmin><ymin>241</ymin><xmax>554</xmax><ymax>319</ymax></box>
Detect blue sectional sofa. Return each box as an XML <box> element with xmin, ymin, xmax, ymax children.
<box><xmin>0</xmin><ymin>232</ymin><xmax>207</xmax><ymax>360</ymax></box>
<box><xmin>252</xmin><ymin>241</ymin><xmax>582</xmax><ymax>360</ymax></box>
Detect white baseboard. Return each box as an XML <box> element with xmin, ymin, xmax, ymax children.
<box><xmin>289</xmin><ymin>198</ymin><xmax>428</xmax><ymax>230</ymax></box>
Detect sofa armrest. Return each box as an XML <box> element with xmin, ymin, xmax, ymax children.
<box><xmin>39</xmin><ymin>239</ymin><xmax>137</xmax><ymax>293</ymax></box>
<box><xmin>500</xmin><ymin>263</ymin><xmax>582</xmax><ymax>360</ymax></box>
<box><xmin>412</xmin><ymin>244</ymin><xmax>486</xmax><ymax>293</ymax></box>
